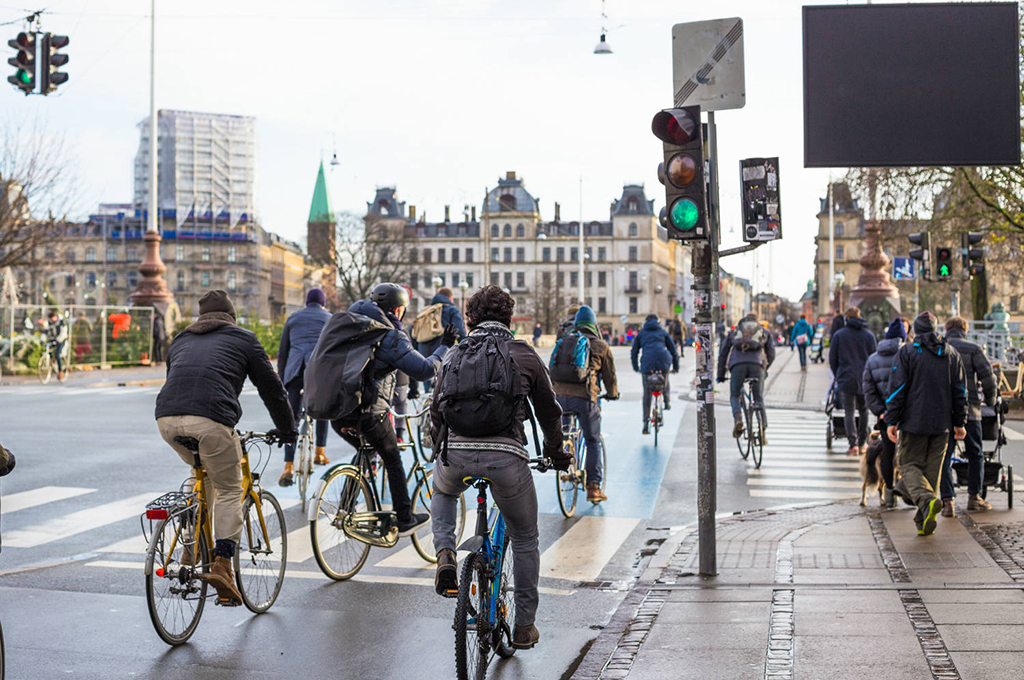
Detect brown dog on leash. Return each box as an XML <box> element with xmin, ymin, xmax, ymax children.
<box><xmin>859</xmin><ymin>432</ymin><xmax>885</xmax><ymax>507</ymax></box>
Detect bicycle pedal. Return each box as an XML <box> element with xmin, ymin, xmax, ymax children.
<box><xmin>215</xmin><ymin>597</ymin><xmax>243</xmax><ymax>607</ymax></box>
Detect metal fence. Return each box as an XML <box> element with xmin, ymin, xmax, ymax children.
<box><xmin>1</xmin><ymin>304</ymin><xmax>155</xmax><ymax>375</ymax></box>
<box><xmin>967</xmin><ymin>320</ymin><xmax>1024</xmax><ymax>364</ymax></box>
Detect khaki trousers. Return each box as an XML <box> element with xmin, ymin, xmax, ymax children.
<box><xmin>896</xmin><ymin>430</ymin><xmax>948</xmax><ymax>525</ymax></box>
<box><xmin>158</xmin><ymin>415</ymin><xmax>244</xmax><ymax>544</ymax></box>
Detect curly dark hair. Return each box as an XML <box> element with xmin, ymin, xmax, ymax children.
<box><xmin>465</xmin><ymin>285</ymin><xmax>515</xmax><ymax>328</ymax></box>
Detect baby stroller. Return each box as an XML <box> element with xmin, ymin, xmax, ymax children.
<box><xmin>824</xmin><ymin>382</ymin><xmax>858</xmax><ymax>451</ymax></box>
<box><xmin>951</xmin><ymin>397</ymin><xmax>1013</xmax><ymax>508</ymax></box>
<box><xmin>809</xmin><ymin>327</ymin><xmax>826</xmax><ymax>364</ymax></box>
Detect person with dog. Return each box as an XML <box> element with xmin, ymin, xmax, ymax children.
<box><xmin>863</xmin><ymin>318</ymin><xmax>909</xmax><ymax>507</ymax></box>
<box><xmin>884</xmin><ymin>312</ymin><xmax>968</xmax><ymax>536</ymax></box>
<box><xmin>938</xmin><ymin>316</ymin><xmax>997</xmax><ymax>516</ymax></box>
<box><xmin>829</xmin><ymin>307</ymin><xmax>877</xmax><ymax>455</ymax></box>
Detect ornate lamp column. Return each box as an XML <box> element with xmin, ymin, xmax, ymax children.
<box><xmin>849</xmin><ymin>220</ymin><xmax>901</xmax><ymax>334</ymax></box>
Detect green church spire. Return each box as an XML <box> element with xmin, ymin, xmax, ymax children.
<box><xmin>308</xmin><ymin>161</ymin><xmax>335</xmax><ymax>224</ymax></box>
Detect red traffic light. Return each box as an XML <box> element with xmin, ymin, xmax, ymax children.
<box><xmin>652</xmin><ymin>109</ymin><xmax>699</xmax><ymax>145</ymax></box>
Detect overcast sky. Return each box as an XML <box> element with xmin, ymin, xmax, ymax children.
<box><xmin>2</xmin><ymin>0</ymin><xmax>909</xmax><ymax>301</ymax></box>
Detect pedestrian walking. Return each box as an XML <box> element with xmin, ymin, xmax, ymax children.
<box><xmin>938</xmin><ymin>316</ymin><xmax>997</xmax><ymax>516</ymax></box>
<box><xmin>863</xmin><ymin>318</ymin><xmax>908</xmax><ymax>506</ymax></box>
<box><xmin>532</xmin><ymin>322</ymin><xmax>543</xmax><ymax>347</ymax></box>
<box><xmin>152</xmin><ymin>310</ymin><xmax>166</xmax><ymax>364</ymax></box>
<box><xmin>829</xmin><ymin>307</ymin><xmax>877</xmax><ymax>455</ymax></box>
<box><xmin>668</xmin><ymin>318</ymin><xmax>685</xmax><ymax>357</ymax></box>
<box><xmin>884</xmin><ymin>312</ymin><xmax>968</xmax><ymax>537</ymax></box>
<box><xmin>789</xmin><ymin>315</ymin><xmax>813</xmax><ymax>371</ymax></box>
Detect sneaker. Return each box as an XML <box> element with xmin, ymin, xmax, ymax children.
<box><xmin>940</xmin><ymin>500</ymin><xmax>955</xmax><ymax>518</ymax></box>
<box><xmin>919</xmin><ymin>498</ymin><xmax>942</xmax><ymax>536</ymax></box>
<box><xmin>883</xmin><ymin>488</ymin><xmax>896</xmax><ymax>509</ymax></box>
<box><xmin>847</xmin><ymin>446</ymin><xmax>860</xmax><ymax>456</ymax></box>
<box><xmin>967</xmin><ymin>494</ymin><xmax>993</xmax><ymax>513</ymax></box>
<box><xmin>512</xmin><ymin>623</ymin><xmax>540</xmax><ymax>650</ymax></box>
<box><xmin>732</xmin><ymin>420</ymin><xmax>744</xmax><ymax>438</ymax></box>
<box><xmin>587</xmin><ymin>482</ymin><xmax>607</xmax><ymax>503</ymax></box>
<box><xmin>397</xmin><ymin>512</ymin><xmax>430</xmax><ymax>537</ymax></box>
<box><xmin>200</xmin><ymin>556</ymin><xmax>243</xmax><ymax>606</ymax></box>
<box><xmin>434</xmin><ymin>548</ymin><xmax>458</xmax><ymax>598</ymax></box>
<box><xmin>278</xmin><ymin>462</ymin><xmax>294</xmax><ymax>487</ymax></box>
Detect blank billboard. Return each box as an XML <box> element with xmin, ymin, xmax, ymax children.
<box><xmin>803</xmin><ymin>3</ymin><xmax>1020</xmax><ymax>167</ymax></box>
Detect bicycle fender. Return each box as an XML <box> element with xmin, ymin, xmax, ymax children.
<box><xmin>458</xmin><ymin>535</ymin><xmax>485</xmax><ymax>553</ymax></box>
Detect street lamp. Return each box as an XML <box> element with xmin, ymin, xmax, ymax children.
<box><xmin>431</xmin><ymin>274</ymin><xmax>443</xmax><ymax>289</ymax></box>
<box><xmin>458</xmin><ymin>279</ymin><xmax>469</xmax><ymax>312</ymax></box>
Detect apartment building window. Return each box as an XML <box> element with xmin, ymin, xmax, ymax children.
<box><xmin>598</xmin><ymin>271</ymin><xmax>607</xmax><ymax>287</ymax></box>
<box><xmin>542</xmin><ymin>247</ymin><xmax>551</xmax><ymax>262</ymax></box>
<box><xmin>503</xmin><ymin>272</ymin><xmax>512</xmax><ymax>289</ymax></box>
<box><xmin>175</xmin><ymin>245</ymin><xmax>185</xmax><ymax>261</ymax></box>
<box><xmin>1011</xmin><ymin>295</ymin><xmax>1020</xmax><ymax>312</ymax></box>
<box><xmin>85</xmin><ymin>247</ymin><xmax>96</xmax><ymax>262</ymax></box>
<box><xmin>516</xmin><ymin>224</ymin><xmax>525</xmax><ymax>237</ymax></box>
<box><xmin>598</xmin><ymin>247</ymin><xmax>606</xmax><ymax>261</ymax></box>
<box><xmin>835</xmin><ymin>222</ymin><xmax>844</xmax><ymax>237</ymax></box>
<box><xmin>491</xmin><ymin>272</ymin><xmax>500</xmax><ymax>286</ymax></box>
<box><xmin>103</xmin><ymin>246</ymin><xmax>115</xmax><ymax>262</ymax></box>
<box><xmin>437</xmin><ymin>248</ymin><xmax>445</xmax><ymax>263</ymax></box>
<box><xmin>127</xmin><ymin>247</ymin><xmax>139</xmax><ymax>262</ymax></box>
<box><xmin>598</xmin><ymin>297</ymin><xmax>606</xmax><ymax>313</ymax></box>
<box><xmin>452</xmin><ymin>272</ymin><xmax>460</xmax><ymax>286</ymax></box>
<box><xmin>570</xmin><ymin>247</ymin><xmax>578</xmax><ymax>262</ymax></box>
<box><xmin>835</xmin><ymin>245</ymin><xmax>844</xmax><ymax>260</ymax></box>
<box><xmin>465</xmin><ymin>248</ymin><xmax>474</xmax><ymax>263</ymax></box>
<box><xmin>228</xmin><ymin>246</ymin><xmax>237</xmax><ymax>263</ymax></box>
<box><xmin>65</xmin><ymin>249</ymin><xmax>76</xmax><ymax>263</ymax></box>
<box><xmin>127</xmin><ymin>271</ymin><xmax>138</xmax><ymax>289</ymax></box>
<box><xmin>86</xmin><ymin>272</ymin><xmax>96</xmax><ymax>287</ymax></box>
<box><xmin>423</xmin><ymin>248</ymin><xmax>432</xmax><ymax>263</ymax></box>
<box><xmin>451</xmin><ymin>249</ymin><xmax>459</xmax><ymax>263</ymax></box>
<box><xmin>585</xmin><ymin>271</ymin><xmax>592</xmax><ymax>287</ymax></box>
<box><xmin>629</xmin><ymin>222</ymin><xmax>638</xmax><ymax>237</ymax></box>
<box><xmin>65</xmin><ymin>273</ymin><xmax>75</xmax><ymax>288</ymax></box>
<box><xmin>491</xmin><ymin>224</ymin><xmax>499</xmax><ymax>238</ymax></box>
<box><xmin>410</xmin><ymin>273</ymin><xmax>419</xmax><ymax>289</ymax></box>
<box><xmin>202</xmin><ymin>246</ymin><xmax>211</xmax><ymax>262</ymax></box>
<box><xmin>177</xmin><ymin>271</ymin><xmax>185</xmax><ymax>291</ymax></box>
<box><xmin>491</xmin><ymin>247</ymin><xmax>499</xmax><ymax>262</ymax></box>
<box><xmin>629</xmin><ymin>297</ymin><xmax>638</xmax><ymax>314</ymax></box>
<box><xmin>556</xmin><ymin>247</ymin><xmax>565</xmax><ymax>262</ymax></box>
<box><xmin>585</xmin><ymin>297</ymin><xmax>592</xmax><ymax>308</ymax></box>
<box><xmin>504</xmin><ymin>247</ymin><xmax>512</xmax><ymax>262</ymax></box>
<box><xmin>503</xmin><ymin>224</ymin><xmax>512</xmax><ymax>237</ymax></box>
<box><xmin>570</xmin><ymin>271</ymin><xmax>578</xmax><ymax>287</ymax></box>
<box><xmin>629</xmin><ymin>271</ymin><xmax>638</xmax><ymax>290</ymax></box>
<box><xmin>227</xmin><ymin>271</ymin><xmax>237</xmax><ymax>292</ymax></box>
<box><xmin>628</xmin><ymin>246</ymin><xmax>638</xmax><ymax>262</ymax></box>
<box><xmin>516</xmin><ymin>272</ymin><xmax>525</xmax><ymax>289</ymax></box>
<box><xmin>106</xmin><ymin>272</ymin><xmax>117</xmax><ymax>288</ymax></box>
<box><xmin>516</xmin><ymin>247</ymin><xmax>525</xmax><ymax>262</ymax></box>
<box><xmin>44</xmin><ymin>248</ymin><xmax>55</xmax><ymax>260</ymax></box>
<box><xmin>457</xmin><ymin>224</ymin><xmax>467</xmax><ymax>236</ymax></box>
<box><xmin>464</xmin><ymin>273</ymin><xmax>474</xmax><ymax>287</ymax></box>
<box><xmin>201</xmin><ymin>271</ymin><xmax>210</xmax><ymax>287</ymax></box>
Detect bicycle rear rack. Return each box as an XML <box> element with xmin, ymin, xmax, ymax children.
<box><xmin>145</xmin><ymin>491</ymin><xmax>194</xmax><ymax>520</ymax></box>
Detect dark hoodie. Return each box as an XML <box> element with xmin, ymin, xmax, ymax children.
<box><xmin>828</xmin><ymin>316</ymin><xmax>877</xmax><ymax>395</ymax></box>
<box><xmin>884</xmin><ymin>314</ymin><xmax>968</xmax><ymax>435</ymax></box>
<box><xmin>155</xmin><ymin>312</ymin><xmax>295</xmax><ymax>432</ymax></box>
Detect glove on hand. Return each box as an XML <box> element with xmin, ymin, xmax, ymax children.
<box><xmin>441</xmin><ymin>323</ymin><xmax>458</xmax><ymax>348</ymax></box>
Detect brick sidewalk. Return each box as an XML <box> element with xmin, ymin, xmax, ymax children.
<box><xmin>572</xmin><ymin>501</ymin><xmax>1024</xmax><ymax>680</ymax></box>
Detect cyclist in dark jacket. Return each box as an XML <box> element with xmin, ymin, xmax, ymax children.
<box><xmin>884</xmin><ymin>312</ymin><xmax>968</xmax><ymax>536</ymax></box>
<box><xmin>862</xmin><ymin>318</ymin><xmax>908</xmax><ymax>504</ymax></box>
<box><xmin>939</xmin><ymin>317</ymin><xmax>998</xmax><ymax>516</ymax></box>
<box><xmin>718</xmin><ymin>314</ymin><xmax>776</xmax><ymax>439</ymax></box>
<box><xmin>829</xmin><ymin>308</ymin><xmax>877</xmax><ymax>455</ymax></box>
<box><xmin>416</xmin><ymin>288</ymin><xmax>467</xmax><ymax>356</ymax></box>
<box><xmin>632</xmin><ymin>314</ymin><xmax>679</xmax><ymax>434</ymax></box>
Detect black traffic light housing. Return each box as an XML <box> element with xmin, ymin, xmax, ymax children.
<box><xmin>935</xmin><ymin>246</ymin><xmax>953</xmax><ymax>280</ymax></box>
<box><xmin>7</xmin><ymin>31</ymin><xmax>35</xmax><ymax>95</ymax></box>
<box><xmin>652</xmin><ymin>106</ymin><xmax>708</xmax><ymax>240</ymax></box>
<box><xmin>961</xmin><ymin>232</ymin><xmax>985</xmax><ymax>279</ymax></box>
<box><xmin>908</xmin><ymin>232</ymin><xmax>931</xmax><ymax>281</ymax></box>
<box><xmin>40</xmin><ymin>33</ymin><xmax>69</xmax><ymax>94</ymax></box>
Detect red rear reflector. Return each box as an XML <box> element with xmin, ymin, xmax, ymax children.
<box><xmin>155</xmin><ymin>568</ymin><xmax>165</xmax><ymax>577</ymax></box>
<box><xmin>146</xmin><ymin>509</ymin><xmax>168</xmax><ymax>520</ymax></box>
<box><xmin>652</xmin><ymin>392</ymin><xmax>662</xmax><ymax>397</ymax></box>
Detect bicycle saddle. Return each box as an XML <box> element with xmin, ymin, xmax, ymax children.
<box><xmin>174</xmin><ymin>436</ymin><xmax>200</xmax><ymax>452</ymax></box>
<box><xmin>461</xmin><ymin>475</ymin><xmax>492</xmax><ymax>485</ymax></box>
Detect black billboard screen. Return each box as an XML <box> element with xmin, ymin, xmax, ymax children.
<box><xmin>803</xmin><ymin>3</ymin><xmax>1020</xmax><ymax>168</ymax></box>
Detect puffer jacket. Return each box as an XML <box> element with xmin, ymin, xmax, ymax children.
<box><xmin>277</xmin><ymin>302</ymin><xmax>332</xmax><ymax>387</ymax></box>
<box><xmin>790</xmin><ymin>318</ymin><xmax>813</xmax><ymax>346</ymax></box>
<box><xmin>945</xmin><ymin>328</ymin><xmax>997</xmax><ymax>421</ymax></box>
<box><xmin>862</xmin><ymin>338</ymin><xmax>902</xmax><ymax>416</ymax></box>
<box><xmin>828</xmin><ymin>317</ymin><xmax>877</xmax><ymax>395</ymax></box>
<box><xmin>631</xmin><ymin>317</ymin><xmax>678</xmax><ymax>373</ymax></box>
<box><xmin>348</xmin><ymin>300</ymin><xmax>446</xmax><ymax>416</ymax></box>
<box><xmin>417</xmin><ymin>293</ymin><xmax>467</xmax><ymax>356</ymax></box>
<box><xmin>884</xmin><ymin>331</ymin><xmax>968</xmax><ymax>435</ymax></box>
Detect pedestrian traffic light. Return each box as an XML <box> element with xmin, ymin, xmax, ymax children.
<box><xmin>39</xmin><ymin>33</ymin><xmax>68</xmax><ymax>94</ymax></box>
<box><xmin>908</xmin><ymin>232</ymin><xmax>931</xmax><ymax>280</ymax></box>
<box><xmin>7</xmin><ymin>31</ymin><xmax>36</xmax><ymax>95</ymax></box>
<box><xmin>652</xmin><ymin>106</ymin><xmax>708</xmax><ymax>239</ymax></box>
<box><xmin>935</xmin><ymin>246</ymin><xmax>953</xmax><ymax>280</ymax></box>
<box><xmin>961</xmin><ymin>232</ymin><xmax>985</xmax><ymax>279</ymax></box>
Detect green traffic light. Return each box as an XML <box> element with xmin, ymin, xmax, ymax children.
<box><xmin>670</xmin><ymin>198</ymin><xmax>700</xmax><ymax>231</ymax></box>
<box><xmin>17</xmin><ymin>70</ymin><xmax>31</xmax><ymax>85</ymax></box>
<box><xmin>939</xmin><ymin>264</ymin><xmax>950</xmax><ymax>277</ymax></box>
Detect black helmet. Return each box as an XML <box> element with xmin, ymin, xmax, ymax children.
<box><xmin>370</xmin><ymin>283</ymin><xmax>408</xmax><ymax>313</ymax></box>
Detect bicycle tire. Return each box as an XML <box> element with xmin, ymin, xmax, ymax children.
<box><xmin>310</xmin><ymin>466</ymin><xmax>373</xmax><ymax>580</ymax></box>
<box><xmin>826</xmin><ymin>420</ymin><xmax>834</xmax><ymax>451</ymax></box>
<box><xmin>493</xmin><ymin>533</ymin><xmax>516</xmax><ymax>659</ymax></box>
<box><xmin>599</xmin><ymin>435</ymin><xmax>608</xmax><ymax>493</ymax></box>
<box><xmin>297</xmin><ymin>427</ymin><xmax>313</xmax><ymax>512</ymax></box>
<box><xmin>410</xmin><ymin>469</ymin><xmax>466</xmax><ymax>563</ymax></box>
<box><xmin>1</xmin><ymin>618</ymin><xmax>5</xmax><ymax>680</ymax></box>
<box><xmin>145</xmin><ymin>513</ymin><xmax>209</xmax><ymax>646</ymax></box>
<box><xmin>736</xmin><ymin>391</ymin><xmax>749</xmax><ymax>459</ymax></box>
<box><xmin>37</xmin><ymin>352</ymin><xmax>51</xmax><ymax>385</ymax></box>
<box><xmin>751</xmin><ymin>408</ymin><xmax>765</xmax><ymax>469</ymax></box>
<box><xmin>653</xmin><ymin>399</ymin><xmax>660</xmax><ymax>447</ymax></box>
<box><xmin>235</xmin><ymin>490</ymin><xmax>287</xmax><ymax>613</ymax></box>
<box><xmin>1008</xmin><ymin>464</ymin><xmax>1013</xmax><ymax>509</ymax></box>
<box><xmin>454</xmin><ymin>552</ymin><xmax>490</xmax><ymax>680</ymax></box>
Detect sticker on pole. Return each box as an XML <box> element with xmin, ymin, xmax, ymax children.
<box><xmin>672</xmin><ymin>18</ymin><xmax>745</xmax><ymax>112</ymax></box>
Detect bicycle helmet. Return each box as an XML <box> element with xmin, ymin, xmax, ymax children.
<box><xmin>370</xmin><ymin>282</ymin><xmax>408</xmax><ymax>313</ymax></box>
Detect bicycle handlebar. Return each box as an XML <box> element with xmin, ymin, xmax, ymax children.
<box><xmin>529</xmin><ymin>457</ymin><xmax>552</xmax><ymax>473</ymax></box>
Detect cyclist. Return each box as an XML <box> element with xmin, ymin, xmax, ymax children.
<box><xmin>334</xmin><ymin>283</ymin><xmax>456</xmax><ymax>536</ymax></box>
<box><xmin>632</xmin><ymin>313</ymin><xmax>679</xmax><ymax>435</ymax></box>
<box><xmin>0</xmin><ymin>441</ymin><xmax>15</xmax><ymax>477</ymax></box>
<box><xmin>155</xmin><ymin>290</ymin><xmax>297</xmax><ymax>606</ymax></box>
<box><xmin>277</xmin><ymin>288</ymin><xmax>333</xmax><ymax>486</ymax></box>
<box><xmin>412</xmin><ymin>286</ymin><xmax>466</xmax><ymax>392</ymax></box>
<box><xmin>44</xmin><ymin>310</ymin><xmax>68</xmax><ymax>380</ymax></box>
<box><xmin>429</xmin><ymin>285</ymin><xmax>567</xmax><ymax>650</ymax></box>
<box><xmin>551</xmin><ymin>305</ymin><xmax>619</xmax><ymax>503</ymax></box>
<box><xmin>717</xmin><ymin>314</ymin><xmax>776</xmax><ymax>440</ymax></box>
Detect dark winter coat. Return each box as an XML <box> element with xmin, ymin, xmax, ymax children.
<box><xmin>155</xmin><ymin>312</ymin><xmax>295</xmax><ymax>433</ymax></box>
<box><xmin>828</xmin><ymin>317</ymin><xmax>877</xmax><ymax>396</ymax></box>
<box><xmin>884</xmin><ymin>332</ymin><xmax>968</xmax><ymax>435</ymax></box>
<box><xmin>944</xmin><ymin>328</ymin><xmax>997</xmax><ymax>421</ymax></box>
<box><xmin>416</xmin><ymin>293</ymin><xmax>467</xmax><ymax>356</ymax></box>
<box><xmin>349</xmin><ymin>300</ymin><xmax>447</xmax><ymax>416</ymax></box>
<box><xmin>717</xmin><ymin>320</ymin><xmax>776</xmax><ymax>381</ymax></box>
<box><xmin>862</xmin><ymin>338</ymin><xmax>902</xmax><ymax>416</ymax></box>
<box><xmin>277</xmin><ymin>302</ymin><xmax>332</xmax><ymax>387</ymax></box>
<box><xmin>631</xmin><ymin>317</ymin><xmax>679</xmax><ymax>373</ymax></box>
<box><xmin>552</xmin><ymin>326</ymin><xmax>619</xmax><ymax>402</ymax></box>
<box><xmin>0</xmin><ymin>442</ymin><xmax>14</xmax><ymax>477</ymax></box>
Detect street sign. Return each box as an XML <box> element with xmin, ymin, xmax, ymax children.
<box><xmin>775</xmin><ymin>314</ymin><xmax>785</xmax><ymax>325</ymax></box>
<box><xmin>740</xmin><ymin>157</ymin><xmax>781</xmax><ymax>242</ymax></box>
<box><xmin>674</xmin><ymin>303</ymin><xmax>683</xmax><ymax>315</ymax></box>
<box><xmin>620</xmin><ymin>314</ymin><xmax>629</xmax><ymax>323</ymax></box>
<box><xmin>672</xmin><ymin>18</ymin><xmax>745</xmax><ymax>111</ymax></box>
<box><xmin>893</xmin><ymin>257</ymin><xmax>915</xmax><ymax>280</ymax></box>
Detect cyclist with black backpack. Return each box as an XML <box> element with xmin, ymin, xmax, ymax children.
<box><xmin>429</xmin><ymin>286</ymin><xmax>566</xmax><ymax>650</ymax></box>
<box><xmin>632</xmin><ymin>313</ymin><xmax>679</xmax><ymax>435</ymax></box>
<box><xmin>717</xmin><ymin>314</ymin><xmax>776</xmax><ymax>440</ymax></box>
<box><xmin>551</xmin><ymin>305</ymin><xmax>619</xmax><ymax>503</ymax></box>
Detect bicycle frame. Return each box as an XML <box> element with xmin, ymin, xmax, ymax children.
<box><xmin>459</xmin><ymin>480</ymin><xmax>509</xmax><ymax>631</ymax></box>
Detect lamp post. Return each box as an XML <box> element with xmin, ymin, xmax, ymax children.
<box><xmin>458</xmin><ymin>279</ymin><xmax>469</xmax><ymax>313</ymax></box>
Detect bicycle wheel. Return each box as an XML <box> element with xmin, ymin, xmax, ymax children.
<box><xmin>736</xmin><ymin>392</ymin><xmax>749</xmax><ymax>458</ymax></box>
<box><xmin>750</xmin><ymin>408</ymin><xmax>765</xmax><ymax>469</ymax></box>
<box><xmin>310</xmin><ymin>466</ymin><xmax>373</xmax><ymax>580</ymax></box>
<box><xmin>411</xmin><ymin>469</ymin><xmax>466</xmax><ymax>563</ymax></box>
<box><xmin>653</xmin><ymin>400</ymin><xmax>660</xmax><ymax>447</ymax></box>
<box><xmin>1</xmin><ymin>618</ymin><xmax>5</xmax><ymax>680</ymax></box>
<box><xmin>37</xmin><ymin>352</ymin><xmax>51</xmax><ymax>385</ymax></box>
<box><xmin>145</xmin><ymin>512</ymin><xmax>209</xmax><ymax>646</ymax></box>
<box><xmin>556</xmin><ymin>436</ymin><xmax>580</xmax><ymax>518</ymax></box>
<box><xmin>454</xmin><ymin>552</ymin><xmax>490</xmax><ymax>680</ymax></box>
<box><xmin>493</xmin><ymin>534</ymin><xmax>516</xmax><ymax>659</ymax></box>
<box><xmin>296</xmin><ymin>428</ymin><xmax>313</xmax><ymax>512</ymax></box>
<box><xmin>599</xmin><ymin>435</ymin><xmax>608</xmax><ymax>493</ymax></box>
<box><xmin>235</xmin><ymin>490</ymin><xmax>287</xmax><ymax>613</ymax></box>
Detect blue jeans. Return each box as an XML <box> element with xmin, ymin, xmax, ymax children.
<box><xmin>797</xmin><ymin>344</ymin><xmax>808</xmax><ymax>367</ymax></box>
<box><xmin>556</xmin><ymin>395</ymin><xmax>604</xmax><ymax>486</ymax></box>
<box><xmin>941</xmin><ymin>419</ymin><xmax>984</xmax><ymax>499</ymax></box>
<box><xmin>284</xmin><ymin>377</ymin><xmax>327</xmax><ymax>463</ymax></box>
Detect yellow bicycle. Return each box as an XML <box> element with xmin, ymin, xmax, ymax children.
<box><xmin>143</xmin><ymin>431</ymin><xmax>287</xmax><ymax>645</ymax></box>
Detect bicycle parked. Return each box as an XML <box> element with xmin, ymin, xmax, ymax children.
<box><xmin>556</xmin><ymin>397</ymin><xmax>608</xmax><ymax>518</ymax></box>
<box><xmin>143</xmin><ymin>431</ymin><xmax>287</xmax><ymax>646</ymax></box>
<box><xmin>736</xmin><ymin>377</ymin><xmax>767</xmax><ymax>469</ymax></box>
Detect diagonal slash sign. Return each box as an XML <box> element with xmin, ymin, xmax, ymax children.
<box><xmin>675</xmin><ymin>19</ymin><xmax>743</xmax><ymax>107</ymax></box>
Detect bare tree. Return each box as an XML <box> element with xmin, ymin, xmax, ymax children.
<box><xmin>332</xmin><ymin>211</ymin><xmax>416</xmax><ymax>307</ymax></box>
<box><xmin>526</xmin><ymin>271</ymin><xmax>562</xmax><ymax>333</ymax></box>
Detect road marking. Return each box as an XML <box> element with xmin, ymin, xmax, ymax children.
<box><xmin>749</xmin><ymin>459</ymin><xmax>860</xmax><ymax>469</ymax></box>
<box><xmin>1003</xmin><ymin>427</ymin><xmax>1023</xmax><ymax>441</ymax></box>
<box><xmin>0</xmin><ymin>486</ymin><xmax>95</xmax><ymax>513</ymax></box>
<box><xmin>746</xmin><ymin>478</ymin><xmax>862</xmax><ymax>489</ymax></box>
<box><xmin>754</xmin><ymin>452</ymin><xmax>860</xmax><ymax>461</ymax></box>
<box><xmin>2</xmin><ymin>493</ymin><xmax>157</xmax><ymax>548</ymax></box>
<box><xmin>539</xmin><ymin>516</ymin><xmax>639</xmax><ymax>582</ymax></box>
<box><xmin>96</xmin><ymin>535</ymin><xmax>149</xmax><ymax>555</ymax></box>
<box><xmin>747</xmin><ymin>468</ymin><xmax>861</xmax><ymax>480</ymax></box>
<box><xmin>749</xmin><ymin>489</ymin><xmax>859</xmax><ymax>500</ymax></box>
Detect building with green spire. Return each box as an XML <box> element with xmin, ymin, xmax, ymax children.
<box><xmin>307</xmin><ymin>161</ymin><xmax>337</xmax><ymax>307</ymax></box>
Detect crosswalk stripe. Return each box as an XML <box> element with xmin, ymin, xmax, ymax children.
<box><xmin>539</xmin><ymin>516</ymin><xmax>639</xmax><ymax>582</ymax></box>
<box><xmin>750</xmin><ymin>460</ymin><xmax>860</xmax><ymax>469</ymax></box>
<box><xmin>749</xmin><ymin>489</ymin><xmax>858</xmax><ymax>500</ymax></box>
<box><xmin>746</xmin><ymin>477</ymin><xmax>863</xmax><ymax>489</ymax></box>
<box><xmin>756</xmin><ymin>452</ymin><xmax>858</xmax><ymax>461</ymax></box>
<box><xmin>2</xmin><ymin>493</ymin><xmax>157</xmax><ymax>548</ymax></box>
<box><xmin>1</xmin><ymin>486</ymin><xmax>95</xmax><ymax>513</ymax></box>
<box><xmin>747</xmin><ymin>468</ymin><xmax>861</xmax><ymax>479</ymax></box>
<box><xmin>1004</xmin><ymin>428</ymin><xmax>1023</xmax><ymax>441</ymax></box>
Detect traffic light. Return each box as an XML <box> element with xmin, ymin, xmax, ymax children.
<box><xmin>935</xmin><ymin>246</ymin><xmax>953</xmax><ymax>280</ymax></box>
<box><xmin>40</xmin><ymin>33</ymin><xmax>68</xmax><ymax>94</ymax></box>
<box><xmin>961</xmin><ymin>232</ymin><xmax>985</xmax><ymax>279</ymax></box>
<box><xmin>652</xmin><ymin>106</ymin><xmax>708</xmax><ymax>239</ymax></box>
<box><xmin>7</xmin><ymin>31</ymin><xmax>36</xmax><ymax>95</ymax></box>
<box><xmin>908</xmin><ymin>232</ymin><xmax>931</xmax><ymax>280</ymax></box>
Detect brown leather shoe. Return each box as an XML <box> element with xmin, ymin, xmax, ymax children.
<box><xmin>314</xmin><ymin>446</ymin><xmax>330</xmax><ymax>465</ymax></box>
<box><xmin>587</xmin><ymin>482</ymin><xmax>607</xmax><ymax>503</ymax></box>
<box><xmin>435</xmin><ymin>548</ymin><xmax>458</xmax><ymax>598</ymax></box>
<box><xmin>512</xmin><ymin>623</ymin><xmax>540</xmax><ymax>649</ymax></box>
<box><xmin>200</xmin><ymin>556</ymin><xmax>243</xmax><ymax>606</ymax></box>
<box><xmin>278</xmin><ymin>462</ymin><xmax>294</xmax><ymax>487</ymax></box>
<box><xmin>940</xmin><ymin>499</ymin><xmax>955</xmax><ymax>518</ymax></box>
<box><xmin>967</xmin><ymin>494</ymin><xmax>992</xmax><ymax>512</ymax></box>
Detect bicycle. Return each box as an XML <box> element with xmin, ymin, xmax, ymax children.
<box><xmin>645</xmin><ymin>371</ymin><xmax>667</xmax><ymax>447</ymax></box>
<box><xmin>736</xmin><ymin>377</ymin><xmax>766</xmax><ymax>469</ymax></box>
<box><xmin>37</xmin><ymin>341</ymin><xmax>69</xmax><ymax>385</ymax></box>
<box><xmin>454</xmin><ymin>457</ymin><xmax>550</xmax><ymax>680</ymax></box>
<box><xmin>143</xmin><ymin>431</ymin><xmax>287</xmax><ymax>646</ymax></box>
<box><xmin>294</xmin><ymin>408</ymin><xmax>315</xmax><ymax>512</ymax></box>
<box><xmin>308</xmin><ymin>406</ymin><xmax>465</xmax><ymax>579</ymax></box>
<box><xmin>556</xmin><ymin>399</ymin><xmax>608</xmax><ymax>518</ymax></box>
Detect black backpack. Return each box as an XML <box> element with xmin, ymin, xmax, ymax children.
<box><xmin>436</xmin><ymin>333</ymin><xmax>523</xmax><ymax>438</ymax></box>
<box><xmin>304</xmin><ymin>311</ymin><xmax>391</xmax><ymax>422</ymax></box>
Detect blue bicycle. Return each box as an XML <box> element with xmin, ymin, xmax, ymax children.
<box><xmin>454</xmin><ymin>458</ymin><xmax>549</xmax><ymax>680</ymax></box>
